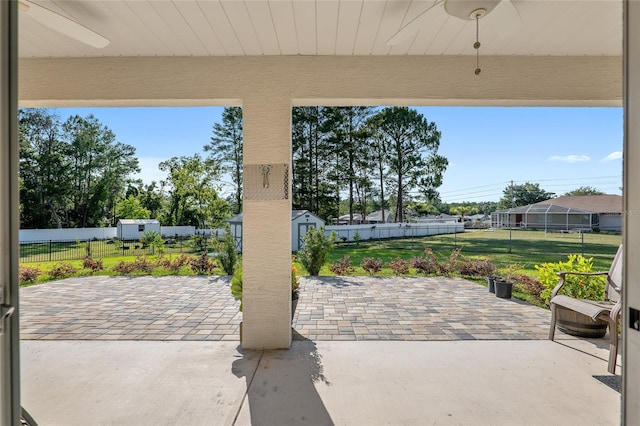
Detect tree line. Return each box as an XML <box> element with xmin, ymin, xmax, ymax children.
<box><xmin>211</xmin><ymin>106</ymin><xmax>449</xmax><ymax>223</ymax></box>
<box><xmin>20</xmin><ymin>107</ymin><xmax>600</xmax><ymax>230</ymax></box>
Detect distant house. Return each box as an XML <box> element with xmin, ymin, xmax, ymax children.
<box><xmin>491</xmin><ymin>195</ymin><xmax>622</xmax><ymax>232</ymax></box>
<box><xmin>227</xmin><ymin>210</ymin><xmax>325</xmax><ymax>252</ymax></box>
<box><xmin>336</xmin><ymin>213</ymin><xmax>363</xmax><ymax>225</ymax></box>
<box><xmin>365</xmin><ymin>210</ymin><xmax>393</xmax><ymax>224</ymax></box>
<box><xmin>415</xmin><ymin>213</ymin><xmax>458</xmax><ymax>223</ymax></box>
<box><xmin>116</xmin><ymin>219</ymin><xmax>161</xmax><ymax>240</ymax></box>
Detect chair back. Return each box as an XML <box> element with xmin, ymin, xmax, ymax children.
<box><xmin>606</xmin><ymin>244</ymin><xmax>623</xmax><ymax>301</ymax></box>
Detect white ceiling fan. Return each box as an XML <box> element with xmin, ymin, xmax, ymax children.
<box><xmin>387</xmin><ymin>0</ymin><xmax>523</xmax><ymax>46</ymax></box>
<box><xmin>18</xmin><ymin>0</ymin><xmax>109</xmax><ymax>49</ymax></box>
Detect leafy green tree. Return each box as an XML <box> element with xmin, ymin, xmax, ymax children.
<box><xmin>62</xmin><ymin>114</ymin><xmax>139</xmax><ymax>227</ymax></box>
<box><xmin>205</xmin><ymin>107</ymin><xmax>243</xmax><ymax>213</ymax></box>
<box><xmin>159</xmin><ymin>154</ymin><xmax>231</xmax><ymax>227</ymax></box>
<box><xmin>323</xmin><ymin>107</ymin><xmax>374</xmax><ymax>224</ymax></box>
<box><xmin>407</xmin><ymin>202</ymin><xmax>440</xmax><ymax>216</ymax></box>
<box><xmin>367</xmin><ymin>107</ymin><xmax>448</xmax><ymax>222</ymax></box>
<box><xmin>216</xmin><ymin>225</ymin><xmax>238</xmax><ymax>275</ymax></box>
<box><xmin>116</xmin><ymin>195</ymin><xmax>150</xmax><ymax>219</ymax></box>
<box><xmin>564</xmin><ymin>186</ymin><xmax>605</xmax><ymax>196</ymax></box>
<box><xmin>292</xmin><ymin>106</ymin><xmax>338</xmax><ymax>220</ymax></box>
<box><xmin>367</xmin><ymin>120</ymin><xmax>390</xmax><ymax>223</ymax></box>
<box><xmin>19</xmin><ymin>109</ymin><xmax>71</xmax><ymax>228</ymax></box>
<box><xmin>137</xmin><ymin>181</ymin><xmax>166</xmax><ymax>220</ymax></box>
<box><xmin>498</xmin><ymin>182</ymin><xmax>555</xmax><ymax>209</ymax></box>
<box><xmin>450</xmin><ymin>205</ymin><xmax>478</xmax><ymax>220</ymax></box>
<box><xmin>140</xmin><ymin>230</ymin><xmax>164</xmax><ymax>255</ymax></box>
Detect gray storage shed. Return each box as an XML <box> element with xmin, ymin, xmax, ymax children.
<box><xmin>228</xmin><ymin>210</ymin><xmax>325</xmax><ymax>252</ymax></box>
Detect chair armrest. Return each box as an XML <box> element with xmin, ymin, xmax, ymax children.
<box><xmin>611</xmin><ymin>298</ymin><xmax>623</xmax><ymax>321</ymax></box>
<box><xmin>551</xmin><ymin>271</ymin><xmax>608</xmax><ymax>299</ymax></box>
<box><xmin>555</xmin><ymin>271</ymin><xmax>609</xmax><ymax>277</ymax></box>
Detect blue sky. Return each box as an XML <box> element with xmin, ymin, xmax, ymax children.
<box><xmin>54</xmin><ymin>106</ymin><xmax>623</xmax><ymax>203</ymax></box>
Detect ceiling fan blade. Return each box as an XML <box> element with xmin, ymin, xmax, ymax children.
<box><xmin>489</xmin><ymin>0</ymin><xmax>523</xmax><ymax>37</ymax></box>
<box><xmin>19</xmin><ymin>0</ymin><xmax>109</xmax><ymax>49</ymax></box>
<box><xmin>386</xmin><ymin>0</ymin><xmax>446</xmax><ymax>46</ymax></box>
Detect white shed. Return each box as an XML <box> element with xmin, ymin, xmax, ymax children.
<box><xmin>117</xmin><ymin>219</ymin><xmax>161</xmax><ymax>240</ymax></box>
<box><xmin>227</xmin><ymin>210</ymin><xmax>325</xmax><ymax>252</ymax></box>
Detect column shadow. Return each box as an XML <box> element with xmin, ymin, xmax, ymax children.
<box><xmin>232</xmin><ymin>331</ymin><xmax>334</xmax><ymax>425</ymax></box>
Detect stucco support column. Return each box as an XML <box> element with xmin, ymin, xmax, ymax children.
<box><xmin>241</xmin><ymin>98</ymin><xmax>292</xmax><ymax>349</ymax></box>
<box><xmin>624</xmin><ymin>0</ymin><xmax>640</xmax><ymax>422</ymax></box>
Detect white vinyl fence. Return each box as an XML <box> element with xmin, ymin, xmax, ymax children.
<box><xmin>19</xmin><ymin>226</ymin><xmax>203</xmax><ymax>243</ymax></box>
<box><xmin>325</xmin><ymin>222</ymin><xmax>463</xmax><ymax>243</ymax></box>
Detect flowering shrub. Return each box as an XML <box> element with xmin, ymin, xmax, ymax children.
<box><xmin>82</xmin><ymin>256</ymin><xmax>104</xmax><ymax>273</ymax></box>
<box><xmin>361</xmin><ymin>257</ymin><xmax>383</xmax><ymax>276</ymax></box>
<box><xmin>19</xmin><ymin>266</ymin><xmax>40</xmax><ymax>284</ymax></box>
<box><xmin>386</xmin><ymin>257</ymin><xmax>411</xmax><ymax>276</ymax></box>
<box><xmin>329</xmin><ymin>255</ymin><xmax>355</xmax><ymax>275</ymax></box>
<box><xmin>113</xmin><ymin>260</ymin><xmax>136</xmax><ymax>275</ymax></box>
<box><xmin>411</xmin><ymin>248</ymin><xmax>440</xmax><ymax>275</ymax></box>
<box><xmin>49</xmin><ymin>262</ymin><xmax>77</xmax><ymax>279</ymax></box>
<box><xmin>292</xmin><ymin>258</ymin><xmax>300</xmax><ymax>299</ymax></box>
<box><xmin>190</xmin><ymin>252</ymin><xmax>215</xmax><ymax>275</ymax></box>
<box><xmin>457</xmin><ymin>256</ymin><xmax>496</xmax><ymax>277</ymax></box>
<box><xmin>536</xmin><ymin>254</ymin><xmax>605</xmax><ymax>304</ymax></box>
<box><xmin>156</xmin><ymin>254</ymin><xmax>191</xmax><ymax>274</ymax></box>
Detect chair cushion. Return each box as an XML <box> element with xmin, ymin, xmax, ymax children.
<box><xmin>551</xmin><ymin>295</ymin><xmax>615</xmax><ymax>320</ymax></box>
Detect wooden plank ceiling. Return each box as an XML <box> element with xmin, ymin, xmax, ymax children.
<box><xmin>18</xmin><ymin>0</ymin><xmax>621</xmax><ymax>58</ymax></box>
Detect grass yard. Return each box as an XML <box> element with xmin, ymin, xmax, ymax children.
<box><xmin>326</xmin><ymin>228</ymin><xmax>621</xmax><ymax>276</ymax></box>
<box><xmin>20</xmin><ymin>229</ymin><xmax>621</xmax><ymax>308</ymax></box>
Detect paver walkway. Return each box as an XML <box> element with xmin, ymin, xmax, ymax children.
<box><xmin>20</xmin><ymin>275</ymin><xmax>553</xmax><ymax>341</ymax></box>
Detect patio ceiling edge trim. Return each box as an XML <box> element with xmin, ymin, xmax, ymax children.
<box><xmin>19</xmin><ymin>55</ymin><xmax>622</xmax><ymax>107</ymax></box>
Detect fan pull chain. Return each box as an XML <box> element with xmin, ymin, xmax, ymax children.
<box><xmin>474</xmin><ymin>13</ymin><xmax>481</xmax><ymax>75</ymax></box>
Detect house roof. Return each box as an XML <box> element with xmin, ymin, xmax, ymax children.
<box><xmin>496</xmin><ymin>204</ymin><xmax>593</xmax><ymax>215</ymax></box>
<box><xmin>117</xmin><ymin>219</ymin><xmax>160</xmax><ymax>225</ymax></box>
<box><xmin>365</xmin><ymin>210</ymin><xmax>392</xmax><ymax>222</ymax></box>
<box><xmin>338</xmin><ymin>213</ymin><xmax>363</xmax><ymax>222</ymax></box>
<box><xmin>534</xmin><ymin>195</ymin><xmax>622</xmax><ymax>214</ymax></box>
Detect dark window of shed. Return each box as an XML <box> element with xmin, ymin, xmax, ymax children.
<box><xmin>139</xmin><ymin>224</ymin><xmax>145</xmax><ymax>232</ymax></box>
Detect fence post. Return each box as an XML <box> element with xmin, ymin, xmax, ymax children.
<box><xmin>49</xmin><ymin>240</ymin><xmax>52</xmax><ymax>262</ymax></box>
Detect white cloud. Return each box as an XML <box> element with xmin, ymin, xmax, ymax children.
<box><xmin>601</xmin><ymin>151</ymin><xmax>622</xmax><ymax>162</ymax></box>
<box><xmin>548</xmin><ymin>155</ymin><xmax>591</xmax><ymax>163</ymax></box>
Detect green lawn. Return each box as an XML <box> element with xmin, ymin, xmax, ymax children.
<box><xmin>326</xmin><ymin>228</ymin><xmax>621</xmax><ymax>276</ymax></box>
<box><xmin>20</xmin><ymin>229</ymin><xmax>621</xmax><ymax>309</ymax></box>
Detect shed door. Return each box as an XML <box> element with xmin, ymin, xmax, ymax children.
<box><xmin>298</xmin><ymin>223</ymin><xmax>316</xmax><ymax>251</ymax></box>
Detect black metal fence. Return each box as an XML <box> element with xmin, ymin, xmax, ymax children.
<box><xmin>20</xmin><ymin>235</ymin><xmax>221</xmax><ymax>263</ymax></box>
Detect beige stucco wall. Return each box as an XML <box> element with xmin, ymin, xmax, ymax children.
<box><xmin>19</xmin><ymin>56</ymin><xmax>621</xmax><ymax>107</ymax></box>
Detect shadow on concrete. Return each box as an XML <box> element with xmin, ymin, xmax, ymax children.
<box><xmin>232</xmin><ymin>331</ymin><xmax>334</xmax><ymax>425</ymax></box>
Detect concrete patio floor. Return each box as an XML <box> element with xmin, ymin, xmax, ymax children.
<box><xmin>19</xmin><ymin>276</ymin><xmax>622</xmax><ymax>425</ymax></box>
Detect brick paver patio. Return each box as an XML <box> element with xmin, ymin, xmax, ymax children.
<box><xmin>20</xmin><ymin>275</ymin><xmax>553</xmax><ymax>341</ymax></box>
